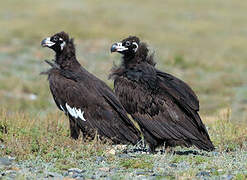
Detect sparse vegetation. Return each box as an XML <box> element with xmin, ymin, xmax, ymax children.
<box><xmin>0</xmin><ymin>0</ymin><xmax>247</xmax><ymax>179</ymax></box>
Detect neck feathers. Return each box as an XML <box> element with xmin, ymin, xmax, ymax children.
<box><xmin>55</xmin><ymin>38</ymin><xmax>80</xmax><ymax>69</ymax></box>
<box><xmin>109</xmin><ymin>42</ymin><xmax>156</xmax><ymax>80</ymax></box>
<box><xmin>123</xmin><ymin>42</ymin><xmax>156</xmax><ymax>67</ymax></box>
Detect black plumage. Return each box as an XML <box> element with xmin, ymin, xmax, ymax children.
<box><xmin>41</xmin><ymin>32</ymin><xmax>141</xmax><ymax>144</ymax></box>
<box><xmin>110</xmin><ymin>36</ymin><xmax>214</xmax><ymax>152</ymax></box>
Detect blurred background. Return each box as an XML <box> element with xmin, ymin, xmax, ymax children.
<box><xmin>1</xmin><ymin>0</ymin><xmax>247</xmax><ymax>123</ymax></box>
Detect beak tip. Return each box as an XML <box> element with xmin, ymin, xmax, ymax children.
<box><xmin>41</xmin><ymin>39</ymin><xmax>46</xmax><ymax>47</ymax></box>
<box><xmin>110</xmin><ymin>44</ymin><xmax>117</xmax><ymax>53</ymax></box>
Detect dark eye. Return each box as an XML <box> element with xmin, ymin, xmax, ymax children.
<box><xmin>53</xmin><ymin>36</ymin><xmax>59</xmax><ymax>42</ymax></box>
<box><xmin>125</xmin><ymin>41</ymin><xmax>131</xmax><ymax>46</ymax></box>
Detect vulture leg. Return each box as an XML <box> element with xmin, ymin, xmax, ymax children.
<box><xmin>69</xmin><ymin>117</ymin><xmax>80</xmax><ymax>139</ymax></box>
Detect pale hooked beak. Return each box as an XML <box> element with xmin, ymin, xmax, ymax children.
<box><xmin>111</xmin><ymin>42</ymin><xmax>128</xmax><ymax>53</ymax></box>
<box><xmin>41</xmin><ymin>37</ymin><xmax>55</xmax><ymax>47</ymax></box>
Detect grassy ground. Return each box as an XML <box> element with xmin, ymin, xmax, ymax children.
<box><xmin>0</xmin><ymin>0</ymin><xmax>247</xmax><ymax>179</ymax></box>
<box><xmin>0</xmin><ymin>108</ymin><xmax>246</xmax><ymax>179</ymax></box>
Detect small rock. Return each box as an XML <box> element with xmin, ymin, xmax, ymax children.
<box><xmin>96</xmin><ymin>156</ymin><xmax>105</xmax><ymax>163</ymax></box>
<box><xmin>151</xmin><ymin>173</ymin><xmax>161</xmax><ymax>176</ymax></box>
<box><xmin>98</xmin><ymin>167</ymin><xmax>110</xmax><ymax>172</ymax></box>
<box><xmin>72</xmin><ymin>174</ymin><xmax>79</xmax><ymax>178</ymax></box>
<box><xmin>2</xmin><ymin>170</ymin><xmax>17</xmax><ymax>177</ymax></box>
<box><xmin>47</xmin><ymin>172</ymin><xmax>63</xmax><ymax>178</ymax></box>
<box><xmin>29</xmin><ymin>94</ymin><xmax>37</xmax><ymax>100</ymax></box>
<box><xmin>63</xmin><ymin>172</ymin><xmax>69</xmax><ymax>176</ymax></box>
<box><xmin>0</xmin><ymin>157</ymin><xmax>12</xmax><ymax>166</ymax></box>
<box><xmin>212</xmin><ymin>152</ymin><xmax>219</xmax><ymax>156</ymax></box>
<box><xmin>136</xmin><ymin>171</ymin><xmax>147</xmax><ymax>175</ymax></box>
<box><xmin>220</xmin><ymin>175</ymin><xmax>233</xmax><ymax>180</ymax></box>
<box><xmin>177</xmin><ymin>162</ymin><xmax>189</xmax><ymax>169</ymax></box>
<box><xmin>136</xmin><ymin>175</ymin><xmax>146</xmax><ymax>179</ymax></box>
<box><xmin>114</xmin><ymin>145</ymin><xmax>127</xmax><ymax>150</ymax></box>
<box><xmin>118</xmin><ymin>154</ymin><xmax>131</xmax><ymax>158</ymax></box>
<box><xmin>110</xmin><ymin>168</ymin><xmax>119</xmax><ymax>173</ymax></box>
<box><xmin>196</xmin><ymin>171</ymin><xmax>210</xmax><ymax>177</ymax></box>
<box><xmin>100</xmin><ymin>173</ymin><xmax>107</xmax><ymax>177</ymax></box>
<box><xmin>0</xmin><ymin>144</ymin><xmax>5</xmax><ymax>149</ymax></box>
<box><xmin>106</xmin><ymin>149</ymin><xmax>116</xmax><ymax>155</ymax></box>
<box><xmin>169</xmin><ymin>163</ymin><xmax>177</xmax><ymax>168</ymax></box>
<box><xmin>10</xmin><ymin>166</ymin><xmax>19</xmax><ymax>171</ymax></box>
<box><xmin>8</xmin><ymin>156</ymin><xmax>16</xmax><ymax>161</ymax></box>
<box><xmin>68</xmin><ymin>168</ymin><xmax>84</xmax><ymax>174</ymax></box>
<box><xmin>136</xmin><ymin>170</ymin><xmax>153</xmax><ymax>175</ymax></box>
<box><xmin>76</xmin><ymin>177</ymin><xmax>85</xmax><ymax>180</ymax></box>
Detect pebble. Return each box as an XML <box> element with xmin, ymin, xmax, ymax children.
<box><xmin>106</xmin><ymin>149</ymin><xmax>116</xmax><ymax>155</ymax></box>
<box><xmin>118</xmin><ymin>154</ymin><xmax>131</xmax><ymax>159</ymax></box>
<box><xmin>220</xmin><ymin>175</ymin><xmax>234</xmax><ymax>180</ymax></box>
<box><xmin>68</xmin><ymin>168</ymin><xmax>85</xmax><ymax>174</ymax></box>
<box><xmin>0</xmin><ymin>157</ymin><xmax>12</xmax><ymax>166</ymax></box>
<box><xmin>212</xmin><ymin>152</ymin><xmax>220</xmax><ymax>156</ymax></box>
<box><xmin>0</xmin><ymin>144</ymin><xmax>5</xmax><ymax>149</ymax></box>
<box><xmin>177</xmin><ymin>162</ymin><xmax>189</xmax><ymax>169</ymax></box>
<box><xmin>114</xmin><ymin>145</ymin><xmax>127</xmax><ymax>150</ymax></box>
<box><xmin>98</xmin><ymin>167</ymin><xmax>110</xmax><ymax>172</ymax></box>
<box><xmin>72</xmin><ymin>173</ymin><xmax>79</xmax><ymax>178</ymax></box>
<box><xmin>169</xmin><ymin>163</ymin><xmax>177</xmax><ymax>168</ymax></box>
<box><xmin>2</xmin><ymin>170</ymin><xmax>17</xmax><ymax>178</ymax></box>
<box><xmin>76</xmin><ymin>177</ymin><xmax>85</xmax><ymax>180</ymax></box>
<box><xmin>47</xmin><ymin>172</ymin><xmax>63</xmax><ymax>178</ymax></box>
<box><xmin>96</xmin><ymin>156</ymin><xmax>105</xmax><ymax>163</ymax></box>
<box><xmin>136</xmin><ymin>170</ymin><xmax>154</xmax><ymax>175</ymax></box>
<box><xmin>136</xmin><ymin>171</ymin><xmax>147</xmax><ymax>175</ymax></box>
<box><xmin>196</xmin><ymin>171</ymin><xmax>210</xmax><ymax>177</ymax></box>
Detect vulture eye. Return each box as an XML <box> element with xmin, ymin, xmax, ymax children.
<box><xmin>125</xmin><ymin>41</ymin><xmax>131</xmax><ymax>47</ymax></box>
<box><xmin>53</xmin><ymin>36</ymin><xmax>59</xmax><ymax>42</ymax></box>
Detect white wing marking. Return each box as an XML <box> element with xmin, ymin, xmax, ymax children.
<box><xmin>60</xmin><ymin>105</ymin><xmax>65</xmax><ymax>112</ymax></box>
<box><xmin>65</xmin><ymin>103</ymin><xmax>86</xmax><ymax>121</ymax></box>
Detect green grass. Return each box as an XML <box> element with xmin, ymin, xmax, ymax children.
<box><xmin>0</xmin><ymin>0</ymin><xmax>247</xmax><ymax>179</ymax></box>
<box><xmin>119</xmin><ymin>157</ymin><xmax>153</xmax><ymax>169</ymax></box>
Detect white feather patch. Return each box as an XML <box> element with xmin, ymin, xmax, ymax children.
<box><xmin>65</xmin><ymin>103</ymin><xmax>86</xmax><ymax>121</ymax></box>
<box><xmin>60</xmin><ymin>41</ymin><xmax>66</xmax><ymax>50</ymax></box>
<box><xmin>60</xmin><ymin>105</ymin><xmax>65</xmax><ymax>112</ymax></box>
<box><xmin>132</xmin><ymin>42</ymin><xmax>138</xmax><ymax>52</ymax></box>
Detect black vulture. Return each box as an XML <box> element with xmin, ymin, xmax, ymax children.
<box><xmin>110</xmin><ymin>36</ymin><xmax>214</xmax><ymax>152</ymax></box>
<box><xmin>40</xmin><ymin>32</ymin><xmax>141</xmax><ymax>145</ymax></box>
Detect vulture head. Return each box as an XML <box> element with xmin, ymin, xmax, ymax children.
<box><xmin>111</xmin><ymin>36</ymin><xmax>156</xmax><ymax>66</ymax></box>
<box><xmin>41</xmin><ymin>31</ymin><xmax>70</xmax><ymax>53</ymax></box>
<box><xmin>111</xmin><ymin>36</ymin><xmax>140</xmax><ymax>56</ymax></box>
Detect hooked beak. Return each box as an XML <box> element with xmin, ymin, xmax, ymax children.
<box><xmin>41</xmin><ymin>37</ymin><xmax>55</xmax><ymax>47</ymax></box>
<box><xmin>110</xmin><ymin>42</ymin><xmax>128</xmax><ymax>53</ymax></box>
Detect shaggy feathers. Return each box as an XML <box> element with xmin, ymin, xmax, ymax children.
<box><xmin>110</xmin><ymin>36</ymin><xmax>214</xmax><ymax>152</ymax></box>
<box><xmin>41</xmin><ymin>32</ymin><xmax>141</xmax><ymax>144</ymax></box>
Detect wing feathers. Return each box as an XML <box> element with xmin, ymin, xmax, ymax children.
<box><xmin>156</xmin><ymin>70</ymin><xmax>199</xmax><ymax>111</ymax></box>
<box><xmin>48</xmin><ymin>68</ymin><xmax>140</xmax><ymax>144</ymax></box>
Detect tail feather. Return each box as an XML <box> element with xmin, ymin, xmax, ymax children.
<box><xmin>191</xmin><ymin>139</ymin><xmax>215</xmax><ymax>151</ymax></box>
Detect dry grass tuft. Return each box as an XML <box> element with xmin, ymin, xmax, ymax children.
<box><xmin>0</xmin><ymin>108</ymin><xmax>111</xmax><ymax>161</ymax></box>
<box><xmin>208</xmin><ymin>108</ymin><xmax>247</xmax><ymax>151</ymax></box>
